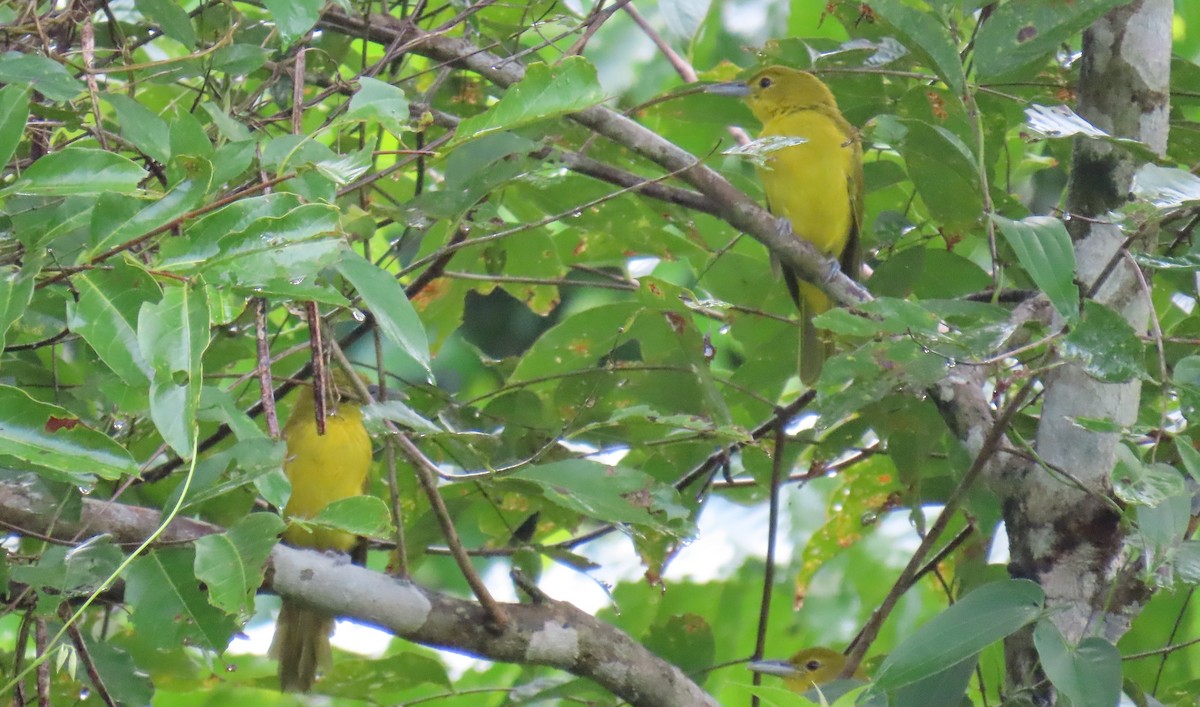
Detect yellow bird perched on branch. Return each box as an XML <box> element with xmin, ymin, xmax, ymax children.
<box><xmin>710</xmin><ymin>66</ymin><xmax>864</xmax><ymax>383</ymax></box>
<box><xmin>749</xmin><ymin>646</ymin><xmax>868</xmax><ymax>692</ymax></box>
<box><xmin>270</xmin><ymin>371</ymin><xmax>373</xmax><ymax>692</ymax></box>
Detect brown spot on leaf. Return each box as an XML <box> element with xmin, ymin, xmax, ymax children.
<box><xmin>927</xmin><ymin>91</ymin><xmax>948</xmax><ymax>121</ymax></box>
<box><xmin>1017</xmin><ymin>25</ymin><xmax>1037</xmax><ymax>43</ymax></box>
<box><xmin>44</xmin><ymin>416</ymin><xmax>80</xmax><ymax>433</ymax></box>
<box><xmin>622</xmin><ymin>487</ymin><xmax>653</xmax><ymax>508</ymax></box>
<box><xmin>410</xmin><ymin>277</ymin><xmax>449</xmax><ymax>311</ymax></box>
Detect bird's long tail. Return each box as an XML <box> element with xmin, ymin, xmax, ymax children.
<box><xmin>784</xmin><ymin>268</ymin><xmax>832</xmax><ymax>385</ymax></box>
<box><xmin>271</xmin><ymin>599</ymin><xmax>335</xmax><ymax>692</ymax></box>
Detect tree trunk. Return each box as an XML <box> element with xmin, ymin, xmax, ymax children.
<box><xmin>1003</xmin><ymin>1</ymin><xmax>1171</xmax><ymax>702</ymax></box>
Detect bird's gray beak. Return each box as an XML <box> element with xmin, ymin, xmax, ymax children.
<box><xmin>747</xmin><ymin>659</ymin><xmax>799</xmax><ymax>676</ymax></box>
<box><xmin>706</xmin><ymin>81</ymin><xmax>751</xmax><ymax>97</ymax></box>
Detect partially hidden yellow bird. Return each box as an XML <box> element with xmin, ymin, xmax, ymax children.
<box><xmin>749</xmin><ymin>647</ymin><xmax>868</xmax><ymax>692</ymax></box>
<box><xmin>710</xmin><ymin>66</ymin><xmax>863</xmax><ymax>384</ymax></box>
<box><xmin>270</xmin><ymin>371</ymin><xmax>373</xmax><ymax>692</ymax></box>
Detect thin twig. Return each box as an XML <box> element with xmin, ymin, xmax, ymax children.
<box><xmin>253</xmin><ymin>298</ymin><xmax>280</xmax><ymax>438</ymax></box>
<box><xmin>60</xmin><ymin>605</ymin><xmax>116</xmax><ymax>707</ymax></box>
<box><xmin>36</xmin><ymin>172</ymin><xmax>297</xmax><ymax>290</ymax></box>
<box><xmin>12</xmin><ymin>609</ymin><xmax>31</xmax><ymax>707</ymax></box>
<box><xmin>842</xmin><ymin>378</ymin><xmax>1035</xmax><ymax>676</ymax></box>
<box><xmin>306</xmin><ymin>302</ymin><xmax>327</xmax><ymax>436</ymax></box>
<box><xmin>329</xmin><ymin>340</ymin><xmax>508</xmax><ymax>627</ymax></box>
<box><xmin>750</xmin><ymin>417</ymin><xmax>788</xmax><ymax>707</ymax></box>
<box><xmin>35</xmin><ymin>618</ymin><xmax>48</xmax><ymax>707</ymax></box>
<box><xmin>624</xmin><ymin>3</ymin><xmax>693</xmax><ymax>81</ymax></box>
<box><xmin>441</xmin><ymin>270</ymin><xmax>638</xmax><ymax>290</ymax></box>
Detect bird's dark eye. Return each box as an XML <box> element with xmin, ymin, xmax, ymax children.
<box><xmin>759</xmin><ymin>77</ymin><xmax>773</xmax><ymax>89</ymax></box>
<box><xmin>805</xmin><ymin>660</ymin><xmax>822</xmax><ymax>671</ymax></box>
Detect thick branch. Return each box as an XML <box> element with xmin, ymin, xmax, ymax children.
<box><xmin>317</xmin><ymin>7</ymin><xmax>870</xmax><ymax>312</ymax></box>
<box><xmin>0</xmin><ymin>479</ymin><xmax>715</xmax><ymax>707</ymax></box>
<box><xmin>1004</xmin><ymin>0</ymin><xmax>1171</xmax><ymax>700</ymax></box>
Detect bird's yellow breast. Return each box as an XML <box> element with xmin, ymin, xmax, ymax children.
<box><xmin>281</xmin><ymin>403</ymin><xmax>372</xmax><ymax>551</ymax></box>
<box><xmin>757</xmin><ymin>109</ymin><xmax>856</xmax><ymax>257</ymax></box>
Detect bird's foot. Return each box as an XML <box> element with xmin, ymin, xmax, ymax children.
<box><xmin>822</xmin><ymin>258</ymin><xmax>842</xmax><ymax>283</ymax></box>
<box><xmin>773</xmin><ymin>216</ymin><xmax>793</xmax><ymax>238</ymax></box>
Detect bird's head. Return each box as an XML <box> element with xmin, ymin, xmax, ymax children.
<box><xmin>749</xmin><ymin>646</ymin><xmax>863</xmax><ymax>691</ymax></box>
<box><xmin>708</xmin><ymin>66</ymin><xmax>838</xmax><ymax>123</ymax></box>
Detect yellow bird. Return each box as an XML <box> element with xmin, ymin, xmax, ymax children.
<box><xmin>749</xmin><ymin>647</ymin><xmax>868</xmax><ymax>692</ymax></box>
<box><xmin>711</xmin><ymin>66</ymin><xmax>864</xmax><ymax>383</ymax></box>
<box><xmin>270</xmin><ymin>372</ymin><xmax>372</xmax><ymax>692</ymax></box>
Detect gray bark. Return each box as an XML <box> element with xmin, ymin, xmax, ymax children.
<box><xmin>1003</xmin><ymin>1</ymin><xmax>1171</xmax><ymax>701</ymax></box>
<box><xmin>0</xmin><ymin>479</ymin><xmax>716</xmax><ymax>707</ymax></box>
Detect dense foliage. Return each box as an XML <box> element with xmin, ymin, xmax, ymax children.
<box><xmin>3</xmin><ymin>0</ymin><xmax>1200</xmax><ymax>705</ymax></box>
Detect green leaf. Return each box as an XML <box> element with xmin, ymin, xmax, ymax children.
<box><xmin>212</xmin><ymin>44</ymin><xmax>271</xmax><ymax>75</ymax></box>
<box><xmin>200</xmin><ymin>101</ymin><xmax>251</xmax><ymax>141</ymax></box>
<box><xmin>65</xmin><ymin>266</ymin><xmax>158</xmax><ymax>386</ymax></box>
<box><xmin>1023</xmin><ymin>104</ymin><xmax>1155</xmax><ymax>162</ymax></box>
<box><xmin>1177</xmin><ymin>438</ymin><xmax>1200</xmax><ymax>485</ymax></box>
<box><xmin>1134</xmin><ymin>251</ymin><xmax>1200</xmax><ymax>271</ymax></box>
<box><xmin>0</xmin><ymin>385</ymin><xmax>138</xmax><ymax>482</ymax></box>
<box><xmin>869</xmin><ymin>247</ymin><xmax>992</xmax><ymax>299</ymax></box>
<box><xmin>659</xmin><ymin>0</ymin><xmax>713</xmax><ymax>43</ymax></box>
<box><xmin>197</xmin><ymin>389</ymin><xmax>266</xmax><ymax>442</ymax></box>
<box><xmin>892</xmin><ymin>118</ymin><xmax>982</xmax><ymax>230</ymax></box>
<box><xmin>176</xmin><ymin>439</ymin><xmax>286</xmax><ymax>511</ymax></box>
<box><xmin>454</xmin><ymin>58</ymin><xmax>605</xmax><ymax>146</ymax></box>
<box><xmin>135</xmin><ymin>0</ymin><xmax>197</xmax><ymax>47</ymax></box>
<box><xmin>345</xmin><ymin>77</ymin><xmax>410</xmax><ymax>133</ymax></box>
<box><xmin>88</xmin><ymin>164</ymin><xmax>211</xmax><ymax>257</ymax></box>
<box><xmin>873</xmin><ymin>579</ymin><xmax>1044</xmax><ymax>690</ymax></box>
<box><xmin>320</xmin><ymin>652</ymin><xmax>452</xmax><ymax>698</ymax></box>
<box><xmin>0</xmin><ymin>84</ymin><xmax>30</xmax><ymax>169</ymax></box>
<box><xmin>162</xmin><ymin>193</ymin><xmax>302</xmax><ymax>269</ymax></box>
<box><xmin>0</xmin><ymin>248</ymin><xmax>42</xmax><ymax>350</ymax></box>
<box><xmin>1132</xmin><ymin>163</ymin><xmax>1200</xmax><ymax>210</ymax></box>
<box><xmin>193</xmin><ymin>203</ymin><xmax>343</xmax><ymax>286</ymax></box>
<box><xmin>1033</xmin><ymin>620</ymin><xmax>1122</xmax><ymax>707</ymax></box>
<box><xmin>507</xmin><ymin>459</ymin><xmax>689</xmax><ymax>533</ymax></box>
<box><xmin>1112</xmin><ymin>445</ymin><xmax>1187</xmax><ymax>507</ymax></box>
<box><xmin>169</xmin><ymin>109</ymin><xmax>214</xmax><ymax>162</ymax></box>
<box><xmin>890</xmin><ymin>654</ymin><xmax>977</xmax><ymax>707</ymax></box>
<box><xmin>312</xmin><ymin>146</ymin><xmax>373</xmax><ymax>186</ymax></box>
<box><xmin>261</xmin><ymin>0</ymin><xmax>323</xmax><ymax>46</ymax></box>
<box><xmin>1177</xmin><ymin>356</ymin><xmax>1200</xmax><ymax>424</ymax></box>
<box><xmin>1061</xmin><ymin>301</ymin><xmax>1144</xmax><ymax>383</ymax></box>
<box><xmin>104</xmin><ymin>93</ymin><xmax>173</xmax><ymax>164</ymax></box>
<box><xmin>138</xmin><ymin>283</ymin><xmax>210</xmax><ymax>456</ymax></box>
<box><xmin>194</xmin><ymin>513</ymin><xmax>284</xmax><ymax>615</ymax></box>
<box><xmin>992</xmin><ymin>214</ymin><xmax>1078</xmax><ymax>323</ymax></box>
<box><xmin>1024</xmin><ymin>104</ymin><xmax>1110</xmax><ymax>140</ymax></box>
<box><xmin>125</xmin><ymin>548</ymin><xmax>238</xmax><ymax>651</ymax></box>
<box><xmin>0</xmin><ymin>51</ymin><xmax>83</xmax><ymax>102</ymax></box>
<box><xmin>643</xmin><ymin>614</ymin><xmax>715</xmax><ymax>678</ymax></box>
<box><xmin>363</xmin><ymin>399</ymin><xmax>440</xmax><ymax>434</ymax></box>
<box><xmin>1137</xmin><ymin>493</ymin><xmax>1189</xmax><ymax>558</ymax></box>
<box><xmin>817</xmin><ymin>297</ymin><xmax>941</xmax><ymax>337</ymax></box>
<box><xmin>1174</xmin><ymin>540</ymin><xmax>1200</xmax><ymax>584</ymax></box>
<box><xmin>4</xmin><ymin>147</ymin><xmax>146</xmax><ymax>196</ymax></box>
<box><xmin>10</xmin><ymin>538</ymin><xmax>123</xmax><ymax>598</ymax></box>
<box><xmin>77</xmin><ymin>637</ymin><xmax>154</xmax><ymax>706</ymax></box>
<box><xmin>303</xmin><ymin>496</ymin><xmax>394</xmax><ymax>540</ymax></box>
<box><xmin>973</xmin><ymin>0</ymin><xmax>1129</xmax><ymax>80</ymax></box>
<box><xmin>1068</xmin><ymin>416</ymin><xmax>1126</xmax><ymax>434</ymax></box>
<box><xmin>512</xmin><ymin>301</ymin><xmax>640</xmax><ymax>381</ymax></box>
<box><xmin>337</xmin><ymin>249</ymin><xmax>432</xmax><ymax>381</ymax></box>
<box><xmin>871</xmin><ymin>0</ymin><xmax>966</xmax><ymax>95</ymax></box>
